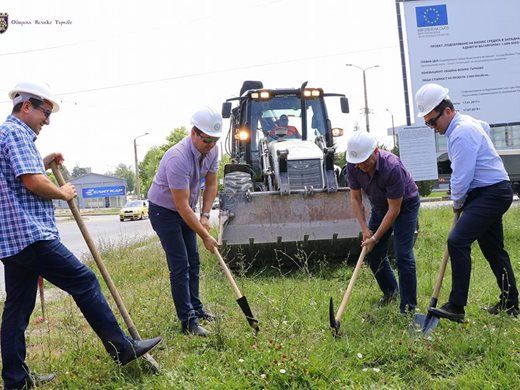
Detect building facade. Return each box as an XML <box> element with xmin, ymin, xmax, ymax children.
<box><xmin>54</xmin><ymin>173</ymin><xmax>127</xmax><ymax>209</ymax></box>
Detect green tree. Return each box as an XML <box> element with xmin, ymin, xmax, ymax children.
<box><xmin>217</xmin><ymin>154</ymin><xmax>231</xmax><ymax>192</ymax></box>
<box><xmin>71</xmin><ymin>165</ymin><xmax>89</xmax><ymax>178</ymax></box>
<box><xmin>47</xmin><ymin>165</ymin><xmax>71</xmax><ymax>185</ymax></box>
<box><xmin>107</xmin><ymin>163</ymin><xmax>135</xmax><ymax>193</ymax></box>
<box><xmin>139</xmin><ymin>127</ymin><xmax>188</xmax><ymax>197</ymax></box>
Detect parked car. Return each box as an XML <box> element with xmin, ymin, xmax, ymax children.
<box><xmin>119</xmin><ymin>200</ymin><xmax>149</xmax><ymax>221</ymax></box>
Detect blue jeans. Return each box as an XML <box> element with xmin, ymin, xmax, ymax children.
<box><xmin>366</xmin><ymin>195</ymin><xmax>419</xmax><ymax>312</ymax></box>
<box><xmin>149</xmin><ymin>202</ymin><xmax>203</xmax><ymax>327</ymax></box>
<box><xmin>448</xmin><ymin>181</ymin><xmax>518</xmax><ymax>307</ymax></box>
<box><xmin>1</xmin><ymin>239</ymin><xmax>128</xmax><ymax>388</ymax></box>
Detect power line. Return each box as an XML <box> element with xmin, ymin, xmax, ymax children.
<box><xmin>0</xmin><ymin>44</ymin><xmax>397</xmax><ymax>103</ymax></box>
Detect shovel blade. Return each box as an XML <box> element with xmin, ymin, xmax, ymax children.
<box><xmin>408</xmin><ymin>312</ymin><xmax>439</xmax><ymax>337</ymax></box>
<box><xmin>329</xmin><ymin>298</ymin><xmax>341</xmax><ymax>337</ymax></box>
<box><xmin>236</xmin><ymin>296</ymin><xmax>259</xmax><ymax>333</ymax></box>
<box><xmin>421</xmin><ymin>313</ymin><xmax>440</xmax><ymax>337</ymax></box>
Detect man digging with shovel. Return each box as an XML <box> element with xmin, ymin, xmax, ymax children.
<box><xmin>416</xmin><ymin>83</ymin><xmax>519</xmax><ymax>323</ymax></box>
<box><xmin>0</xmin><ymin>81</ymin><xmax>162</xmax><ymax>390</ymax></box>
<box><xmin>345</xmin><ymin>131</ymin><xmax>420</xmax><ymax>315</ymax></box>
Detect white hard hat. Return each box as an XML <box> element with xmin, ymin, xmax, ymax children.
<box><xmin>346</xmin><ymin>131</ymin><xmax>378</xmax><ymax>164</ymax></box>
<box><xmin>191</xmin><ymin>106</ymin><xmax>223</xmax><ymax>137</ymax></box>
<box><xmin>415</xmin><ymin>83</ymin><xmax>449</xmax><ymax>117</ymax></box>
<box><xmin>8</xmin><ymin>81</ymin><xmax>60</xmax><ymax>113</ymax></box>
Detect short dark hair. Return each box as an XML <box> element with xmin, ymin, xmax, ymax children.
<box><xmin>12</xmin><ymin>97</ymin><xmax>43</xmax><ymax>114</ymax></box>
<box><xmin>434</xmin><ymin>99</ymin><xmax>454</xmax><ymax>113</ymax></box>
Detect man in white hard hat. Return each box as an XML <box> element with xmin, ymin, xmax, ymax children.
<box><xmin>0</xmin><ymin>81</ymin><xmax>162</xmax><ymax>389</ymax></box>
<box><xmin>345</xmin><ymin>131</ymin><xmax>420</xmax><ymax>314</ymax></box>
<box><xmin>416</xmin><ymin>83</ymin><xmax>518</xmax><ymax>322</ymax></box>
<box><xmin>148</xmin><ymin>106</ymin><xmax>221</xmax><ymax>337</ymax></box>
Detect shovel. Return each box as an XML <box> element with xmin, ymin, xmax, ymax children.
<box><xmin>33</xmin><ymin>276</ymin><xmax>46</xmax><ymax>324</ymax></box>
<box><xmin>329</xmin><ymin>246</ymin><xmax>368</xmax><ymax>337</ymax></box>
<box><xmin>51</xmin><ymin>162</ymin><xmax>161</xmax><ymax>372</ymax></box>
<box><xmin>213</xmin><ymin>248</ymin><xmax>259</xmax><ymax>333</ymax></box>
<box><xmin>409</xmin><ymin>213</ymin><xmax>459</xmax><ymax>338</ymax></box>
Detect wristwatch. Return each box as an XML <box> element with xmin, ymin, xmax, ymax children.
<box><xmin>200</xmin><ymin>212</ymin><xmax>211</xmax><ymax>219</ymax></box>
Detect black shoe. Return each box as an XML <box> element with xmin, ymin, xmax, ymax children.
<box><xmin>378</xmin><ymin>289</ymin><xmax>398</xmax><ymax>306</ymax></box>
<box><xmin>485</xmin><ymin>301</ymin><xmax>519</xmax><ymax>317</ymax></box>
<box><xmin>115</xmin><ymin>336</ymin><xmax>162</xmax><ymax>366</ymax></box>
<box><xmin>181</xmin><ymin>323</ymin><xmax>209</xmax><ymax>337</ymax></box>
<box><xmin>6</xmin><ymin>372</ymin><xmax>56</xmax><ymax>390</ymax></box>
<box><xmin>428</xmin><ymin>302</ymin><xmax>465</xmax><ymax>323</ymax></box>
<box><xmin>196</xmin><ymin>310</ymin><xmax>216</xmax><ymax>322</ymax></box>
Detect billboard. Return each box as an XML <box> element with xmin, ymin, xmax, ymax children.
<box><xmin>402</xmin><ymin>0</ymin><xmax>520</xmax><ymax>125</ymax></box>
<box><xmin>82</xmin><ymin>185</ymin><xmax>125</xmax><ymax>198</ymax></box>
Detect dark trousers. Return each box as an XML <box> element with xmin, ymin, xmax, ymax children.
<box><xmin>1</xmin><ymin>239</ymin><xmax>128</xmax><ymax>388</ymax></box>
<box><xmin>448</xmin><ymin>180</ymin><xmax>518</xmax><ymax>307</ymax></box>
<box><xmin>366</xmin><ymin>195</ymin><xmax>420</xmax><ymax>312</ymax></box>
<box><xmin>149</xmin><ymin>203</ymin><xmax>203</xmax><ymax>326</ymax></box>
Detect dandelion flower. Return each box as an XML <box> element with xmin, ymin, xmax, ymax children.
<box><xmin>280</xmin><ymin>369</ymin><xmax>286</xmax><ymax>374</ymax></box>
<box><xmin>357</xmin><ymin>353</ymin><xmax>363</xmax><ymax>359</ymax></box>
<box><xmin>238</xmin><ymin>358</ymin><xmax>244</xmax><ymax>363</ymax></box>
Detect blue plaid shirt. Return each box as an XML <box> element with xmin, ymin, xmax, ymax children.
<box><xmin>0</xmin><ymin>115</ymin><xmax>59</xmax><ymax>258</ymax></box>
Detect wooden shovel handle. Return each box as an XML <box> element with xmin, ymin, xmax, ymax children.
<box><xmin>335</xmin><ymin>246</ymin><xmax>368</xmax><ymax>322</ymax></box>
<box><xmin>213</xmin><ymin>247</ymin><xmax>243</xmax><ymax>299</ymax></box>
<box><xmin>50</xmin><ymin>162</ymin><xmax>160</xmax><ymax>371</ymax></box>
<box><xmin>431</xmin><ymin>212</ymin><xmax>460</xmax><ymax>299</ymax></box>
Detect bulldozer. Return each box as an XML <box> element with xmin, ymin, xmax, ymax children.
<box><xmin>218</xmin><ymin>81</ymin><xmax>367</xmax><ymax>265</ymax></box>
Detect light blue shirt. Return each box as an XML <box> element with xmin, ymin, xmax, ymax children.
<box><xmin>446</xmin><ymin>112</ymin><xmax>509</xmax><ymax>209</ymax></box>
<box><xmin>148</xmin><ymin>136</ymin><xmax>219</xmax><ymax>211</ymax></box>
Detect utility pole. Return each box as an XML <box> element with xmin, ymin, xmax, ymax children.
<box><xmin>386</xmin><ymin>108</ymin><xmax>396</xmax><ymax>148</ymax></box>
<box><xmin>346</xmin><ymin>64</ymin><xmax>380</xmax><ymax>132</ymax></box>
<box><xmin>133</xmin><ymin>133</ymin><xmax>149</xmax><ymax>199</ymax></box>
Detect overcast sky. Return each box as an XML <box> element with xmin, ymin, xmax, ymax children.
<box><xmin>1</xmin><ymin>0</ymin><xmax>408</xmax><ymax>174</ymax></box>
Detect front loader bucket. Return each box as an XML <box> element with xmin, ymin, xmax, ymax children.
<box><xmin>218</xmin><ymin>188</ymin><xmax>367</xmax><ymax>264</ymax></box>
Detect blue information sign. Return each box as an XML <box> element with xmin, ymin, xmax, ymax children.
<box><xmin>82</xmin><ymin>185</ymin><xmax>126</xmax><ymax>198</ymax></box>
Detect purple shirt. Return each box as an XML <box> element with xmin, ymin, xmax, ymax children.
<box><xmin>346</xmin><ymin>149</ymin><xmax>418</xmax><ymax>210</ymax></box>
<box><xmin>148</xmin><ymin>136</ymin><xmax>219</xmax><ymax>211</ymax></box>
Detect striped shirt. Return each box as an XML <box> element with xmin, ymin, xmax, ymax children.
<box><xmin>0</xmin><ymin>115</ymin><xmax>59</xmax><ymax>258</ymax></box>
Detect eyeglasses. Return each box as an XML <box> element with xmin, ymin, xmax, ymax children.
<box><xmin>424</xmin><ymin>109</ymin><xmax>444</xmax><ymax>127</ymax></box>
<box><xmin>194</xmin><ymin>128</ymin><xmax>219</xmax><ymax>144</ymax></box>
<box><xmin>34</xmin><ymin>106</ymin><xmax>52</xmax><ymax>119</ymax></box>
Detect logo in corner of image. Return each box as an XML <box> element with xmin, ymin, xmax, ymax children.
<box><xmin>0</xmin><ymin>13</ymin><xmax>8</xmax><ymax>34</ymax></box>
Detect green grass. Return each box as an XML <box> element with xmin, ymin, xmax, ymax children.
<box><xmin>5</xmin><ymin>205</ymin><xmax>520</xmax><ymax>389</ymax></box>
<box><xmin>421</xmin><ymin>191</ymin><xmax>449</xmax><ymax>199</ymax></box>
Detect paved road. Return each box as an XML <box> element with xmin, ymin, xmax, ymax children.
<box><xmin>0</xmin><ymin>210</ymin><xmax>219</xmax><ymax>295</ymax></box>
<box><xmin>57</xmin><ymin>215</ymin><xmax>156</xmax><ymax>260</ymax></box>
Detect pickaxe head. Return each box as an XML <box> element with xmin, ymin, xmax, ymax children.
<box><xmin>329</xmin><ymin>297</ymin><xmax>341</xmax><ymax>338</ymax></box>
<box><xmin>237</xmin><ymin>296</ymin><xmax>260</xmax><ymax>334</ymax></box>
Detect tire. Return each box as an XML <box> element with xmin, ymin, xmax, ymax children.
<box><xmin>120</xmin><ymin>218</ymin><xmax>124</xmax><ymax>222</ymax></box>
<box><xmin>224</xmin><ymin>171</ymin><xmax>254</xmax><ymax>194</ymax></box>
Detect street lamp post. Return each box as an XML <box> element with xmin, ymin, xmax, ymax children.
<box><xmin>386</xmin><ymin>108</ymin><xmax>396</xmax><ymax>148</ymax></box>
<box><xmin>133</xmin><ymin>132</ymin><xmax>149</xmax><ymax>199</ymax></box>
<box><xmin>345</xmin><ymin>64</ymin><xmax>380</xmax><ymax>132</ymax></box>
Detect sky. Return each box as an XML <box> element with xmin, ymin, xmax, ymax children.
<box><xmin>0</xmin><ymin>0</ymin><xmax>408</xmax><ymax>174</ymax></box>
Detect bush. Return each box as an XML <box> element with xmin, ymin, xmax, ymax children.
<box><xmin>415</xmin><ymin>180</ymin><xmax>436</xmax><ymax>197</ymax></box>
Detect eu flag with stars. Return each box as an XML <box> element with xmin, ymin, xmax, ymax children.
<box><xmin>416</xmin><ymin>4</ymin><xmax>448</xmax><ymax>27</ymax></box>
